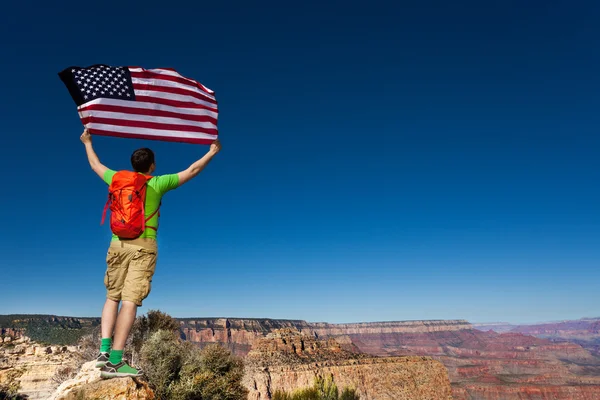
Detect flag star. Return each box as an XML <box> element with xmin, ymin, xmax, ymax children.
<box><xmin>77</xmin><ymin>71</ymin><xmax>82</xmax><ymax>75</ymax></box>
<box><xmin>127</xmin><ymin>93</ymin><xmax>131</xmax><ymax>97</ymax></box>
<box><xmin>84</xmin><ymin>95</ymin><xmax>88</xmax><ymax>99</ymax></box>
<box><xmin>110</xmin><ymin>91</ymin><xmax>114</xmax><ymax>95</ymax></box>
<box><xmin>92</xmin><ymin>92</ymin><xmax>97</xmax><ymax>96</ymax></box>
<box><xmin>101</xmin><ymin>91</ymin><xmax>105</xmax><ymax>94</ymax></box>
<box><xmin>83</xmin><ymin>83</ymin><xmax>88</xmax><ymax>87</ymax></box>
<box><xmin>77</xmin><ymin>80</ymin><xmax>82</xmax><ymax>84</ymax></box>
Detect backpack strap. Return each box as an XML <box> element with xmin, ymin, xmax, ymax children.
<box><xmin>144</xmin><ymin>201</ymin><xmax>161</xmax><ymax>231</ymax></box>
<box><xmin>141</xmin><ymin>174</ymin><xmax>161</xmax><ymax>231</ymax></box>
<box><xmin>100</xmin><ymin>193</ymin><xmax>112</xmax><ymax>225</ymax></box>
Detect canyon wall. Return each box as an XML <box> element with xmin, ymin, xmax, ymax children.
<box><xmin>179</xmin><ymin>318</ymin><xmax>471</xmax><ymax>356</ymax></box>
<box><xmin>328</xmin><ymin>329</ymin><xmax>600</xmax><ymax>400</ymax></box>
<box><xmin>243</xmin><ymin>328</ymin><xmax>452</xmax><ymax>400</ymax></box>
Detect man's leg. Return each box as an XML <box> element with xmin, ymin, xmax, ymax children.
<box><xmin>96</xmin><ymin>299</ymin><xmax>119</xmax><ymax>366</ymax></box>
<box><xmin>108</xmin><ymin>300</ymin><xmax>137</xmax><ymax>365</ymax></box>
<box><xmin>101</xmin><ymin>243</ymin><xmax>156</xmax><ymax>378</ymax></box>
<box><xmin>101</xmin><ymin>298</ymin><xmax>119</xmax><ymax>339</ymax></box>
<box><xmin>99</xmin><ymin>243</ymin><xmax>127</xmax><ymax>367</ymax></box>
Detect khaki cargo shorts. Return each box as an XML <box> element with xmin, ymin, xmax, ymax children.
<box><xmin>104</xmin><ymin>238</ymin><xmax>158</xmax><ymax>306</ymax></box>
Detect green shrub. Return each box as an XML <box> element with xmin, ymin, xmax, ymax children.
<box><xmin>139</xmin><ymin>328</ymin><xmax>248</xmax><ymax>400</ymax></box>
<box><xmin>130</xmin><ymin>309</ymin><xmax>180</xmax><ymax>364</ymax></box>
<box><xmin>273</xmin><ymin>376</ymin><xmax>360</xmax><ymax>400</ymax></box>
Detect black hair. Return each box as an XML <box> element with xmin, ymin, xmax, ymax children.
<box><xmin>130</xmin><ymin>148</ymin><xmax>155</xmax><ymax>173</ymax></box>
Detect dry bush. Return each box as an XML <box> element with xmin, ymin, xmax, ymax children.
<box><xmin>140</xmin><ymin>329</ymin><xmax>247</xmax><ymax>400</ymax></box>
<box><xmin>130</xmin><ymin>309</ymin><xmax>180</xmax><ymax>365</ymax></box>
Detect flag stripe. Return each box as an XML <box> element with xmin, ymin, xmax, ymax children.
<box><xmin>130</xmin><ymin>76</ymin><xmax>217</xmax><ymax>104</ymax></box>
<box><xmin>132</xmin><ymin>83</ymin><xmax>217</xmax><ymax>108</ymax></box>
<box><xmin>78</xmin><ymin>103</ymin><xmax>217</xmax><ymax>124</ymax></box>
<box><xmin>85</xmin><ymin>120</ymin><xmax>217</xmax><ymax>138</ymax></box>
<box><xmin>78</xmin><ymin>98</ymin><xmax>218</xmax><ymax>120</ymax></box>
<box><xmin>129</xmin><ymin>69</ymin><xmax>216</xmax><ymax>99</ymax></box>
<box><xmin>81</xmin><ymin>116</ymin><xmax>217</xmax><ymax>135</ymax></box>
<box><xmin>134</xmin><ymin>95</ymin><xmax>218</xmax><ymax>112</ymax></box>
<box><xmin>80</xmin><ymin>110</ymin><xmax>217</xmax><ymax>130</ymax></box>
<box><xmin>134</xmin><ymin>89</ymin><xmax>216</xmax><ymax>110</ymax></box>
<box><xmin>132</xmin><ymin>67</ymin><xmax>215</xmax><ymax>95</ymax></box>
<box><xmin>90</xmin><ymin>128</ymin><xmax>216</xmax><ymax>144</ymax></box>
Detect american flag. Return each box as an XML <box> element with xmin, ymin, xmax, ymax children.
<box><xmin>58</xmin><ymin>64</ymin><xmax>218</xmax><ymax>144</ymax></box>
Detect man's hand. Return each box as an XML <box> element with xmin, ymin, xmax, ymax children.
<box><xmin>209</xmin><ymin>139</ymin><xmax>222</xmax><ymax>155</ymax></box>
<box><xmin>80</xmin><ymin>128</ymin><xmax>92</xmax><ymax>145</ymax></box>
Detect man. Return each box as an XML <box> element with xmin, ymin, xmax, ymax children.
<box><xmin>80</xmin><ymin>128</ymin><xmax>221</xmax><ymax>378</ymax></box>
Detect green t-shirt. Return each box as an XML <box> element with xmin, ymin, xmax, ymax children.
<box><xmin>103</xmin><ymin>170</ymin><xmax>179</xmax><ymax>240</ymax></box>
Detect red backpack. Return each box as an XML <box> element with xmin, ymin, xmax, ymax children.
<box><xmin>100</xmin><ymin>171</ymin><xmax>159</xmax><ymax>239</ymax></box>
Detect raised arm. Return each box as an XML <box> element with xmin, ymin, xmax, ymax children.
<box><xmin>177</xmin><ymin>139</ymin><xmax>222</xmax><ymax>186</ymax></box>
<box><xmin>80</xmin><ymin>128</ymin><xmax>109</xmax><ymax>180</ymax></box>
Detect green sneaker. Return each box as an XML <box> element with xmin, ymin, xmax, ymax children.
<box><xmin>100</xmin><ymin>360</ymin><xmax>144</xmax><ymax>378</ymax></box>
<box><xmin>95</xmin><ymin>352</ymin><xmax>110</xmax><ymax>368</ymax></box>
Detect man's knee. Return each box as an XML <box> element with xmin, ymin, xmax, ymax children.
<box><xmin>121</xmin><ymin>300</ymin><xmax>138</xmax><ymax>309</ymax></box>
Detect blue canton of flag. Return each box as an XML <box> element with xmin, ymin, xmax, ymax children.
<box><xmin>65</xmin><ymin>65</ymin><xmax>136</xmax><ymax>106</ymax></box>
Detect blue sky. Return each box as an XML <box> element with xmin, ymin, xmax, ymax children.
<box><xmin>0</xmin><ymin>0</ymin><xmax>598</xmax><ymax>324</ymax></box>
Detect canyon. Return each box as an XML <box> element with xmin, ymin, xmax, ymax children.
<box><xmin>243</xmin><ymin>328</ymin><xmax>452</xmax><ymax>399</ymax></box>
<box><xmin>3</xmin><ymin>315</ymin><xmax>600</xmax><ymax>399</ymax></box>
<box><xmin>475</xmin><ymin>317</ymin><xmax>600</xmax><ymax>357</ymax></box>
<box><xmin>180</xmin><ymin>318</ymin><xmax>600</xmax><ymax>399</ymax></box>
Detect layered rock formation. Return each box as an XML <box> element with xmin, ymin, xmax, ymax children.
<box><xmin>311</xmin><ymin>319</ymin><xmax>471</xmax><ymax>336</ymax></box>
<box><xmin>0</xmin><ymin>336</ymin><xmax>81</xmax><ymax>399</ymax></box>
<box><xmin>243</xmin><ymin>328</ymin><xmax>453</xmax><ymax>400</ymax></box>
<box><xmin>179</xmin><ymin>318</ymin><xmax>312</xmax><ymax>355</ymax></box>
<box><xmin>335</xmin><ymin>328</ymin><xmax>600</xmax><ymax>400</ymax></box>
<box><xmin>475</xmin><ymin>317</ymin><xmax>600</xmax><ymax>357</ymax></box>
<box><xmin>179</xmin><ymin>318</ymin><xmax>470</xmax><ymax>357</ymax></box>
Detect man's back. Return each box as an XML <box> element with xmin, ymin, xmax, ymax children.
<box><xmin>103</xmin><ymin>169</ymin><xmax>180</xmax><ymax>240</ymax></box>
